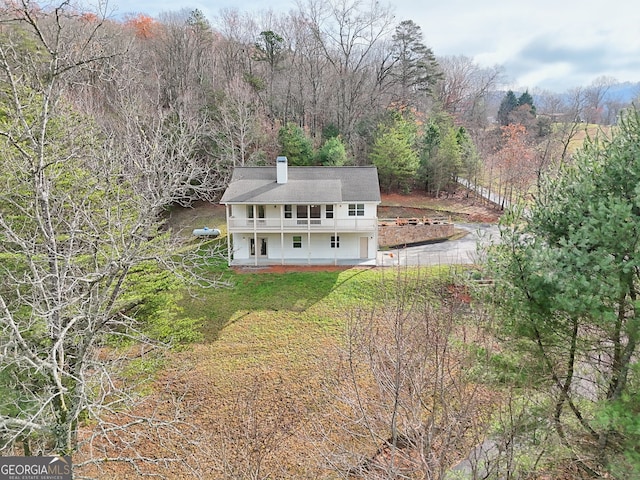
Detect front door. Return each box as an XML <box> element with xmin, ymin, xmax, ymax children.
<box><xmin>359</xmin><ymin>237</ymin><xmax>368</xmax><ymax>259</ymax></box>
<box><xmin>250</xmin><ymin>237</ymin><xmax>268</xmax><ymax>257</ymax></box>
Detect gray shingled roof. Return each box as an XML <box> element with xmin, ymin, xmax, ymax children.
<box><xmin>220</xmin><ymin>166</ymin><xmax>381</xmax><ymax>204</ymax></box>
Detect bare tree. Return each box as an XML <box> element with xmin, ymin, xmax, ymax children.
<box><xmin>283</xmin><ymin>11</ymin><xmax>334</xmax><ymax>137</ymax></box>
<box><xmin>301</xmin><ymin>0</ymin><xmax>395</xmax><ymax>140</ymax></box>
<box><xmin>152</xmin><ymin>8</ymin><xmax>217</xmax><ymax>112</ymax></box>
<box><xmin>436</xmin><ymin>55</ymin><xmax>503</xmax><ymax>127</ymax></box>
<box><xmin>209</xmin><ymin>75</ymin><xmax>268</xmax><ymax>167</ymax></box>
<box><xmin>0</xmin><ymin>1</ymin><xmax>226</xmax><ymax>473</ymax></box>
<box><xmin>583</xmin><ymin>75</ymin><xmax>616</xmax><ymax>124</ymax></box>
<box><xmin>531</xmin><ymin>87</ymin><xmax>595</xmax><ymax>173</ymax></box>
<box><xmin>316</xmin><ymin>270</ymin><xmax>491</xmax><ymax>479</ymax></box>
<box><xmin>213</xmin><ymin>8</ymin><xmax>258</xmax><ymax>84</ymax></box>
<box><xmin>210</xmin><ymin>372</ymin><xmax>304</xmax><ymax>479</ymax></box>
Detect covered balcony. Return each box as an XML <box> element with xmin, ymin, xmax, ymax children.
<box><xmin>227</xmin><ymin>216</ymin><xmax>378</xmax><ymax>233</ymax></box>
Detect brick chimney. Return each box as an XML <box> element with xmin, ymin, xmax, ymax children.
<box><xmin>276</xmin><ymin>156</ymin><xmax>288</xmax><ymax>184</ymax></box>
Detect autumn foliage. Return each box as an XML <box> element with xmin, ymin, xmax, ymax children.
<box><xmin>490</xmin><ymin>123</ymin><xmax>536</xmax><ymax>205</ymax></box>
<box><xmin>125</xmin><ymin>14</ymin><xmax>157</xmax><ymax>39</ymax></box>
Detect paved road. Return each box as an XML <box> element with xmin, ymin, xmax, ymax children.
<box><xmin>377</xmin><ymin>223</ymin><xmax>500</xmax><ymax>267</ymax></box>
<box><xmin>458</xmin><ymin>177</ymin><xmax>510</xmax><ymax>210</ymax></box>
<box><xmin>375</xmin><ymin>178</ymin><xmax>504</xmax><ymax>267</ymax></box>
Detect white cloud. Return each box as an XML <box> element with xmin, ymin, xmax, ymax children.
<box><xmin>393</xmin><ymin>0</ymin><xmax>640</xmax><ymax>91</ymax></box>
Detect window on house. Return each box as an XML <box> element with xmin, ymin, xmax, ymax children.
<box><xmin>284</xmin><ymin>204</ymin><xmax>292</xmax><ymax>218</ymax></box>
<box><xmin>297</xmin><ymin>205</ymin><xmax>307</xmax><ymax>218</ymax></box>
<box><xmin>293</xmin><ymin>235</ymin><xmax>302</xmax><ymax>248</ymax></box>
<box><xmin>310</xmin><ymin>205</ymin><xmax>321</xmax><ymax>218</ymax></box>
<box><xmin>326</xmin><ymin>205</ymin><xmax>334</xmax><ymax>219</ymax></box>
<box><xmin>348</xmin><ymin>203</ymin><xmax>365</xmax><ymax>216</ymax></box>
<box><xmin>331</xmin><ymin>235</ymin><xmax>340</xmax><ymax>248</ymax></box>
<box><xmin>248</xmin><ymin>205</ymin><xmax>265</xmax><ymax>221</ymax></box>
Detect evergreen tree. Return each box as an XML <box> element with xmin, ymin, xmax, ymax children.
<box><xmin>418</xmin><ymin>118</ymin><xmax>441</xmax><ymax>192</ymax></box>
<box><xmin>517</xmin><ymin>90</ymin><xmax>536</xmax><ymax>115</ymax></box>
<box><xmin>253</xmin><ymin>30</ymin><xmax>285</xmax><ymax>69</ymax></box>
<box><xmin>418</xmin><ymin>112</ymin><xmax>471</xmax><ymax>196</ymax></box>
<box><xmin>390</xmin><ymin>20</ymin><xmax>442</xmax><ymax>102</ymax></box>
<box><xmin>490</xmin><ymin>107</ymin><xmax>640</xmax><ymax>477</ymax></box>
<box><xmin>315</xmin><ymin>136</ymin><xmax>348</xmax><ymax>165</ymax></box>
<box><xmin>187</xmin><ymin>8</ymin><xmax>211</xmax><ymax>32</ymax></box>
<box><xmin>497</xmin><ymin>90</ymin><xmax>518</xmax><ymax>125</ymax></box>
<box><xmin>370</xmin><ymin>114</ymin><xmax>419</xmax><ymax>192</ymax></box>
<box><xmin>277</xmin><ymin>122</ymin><xmax>314</xmax><ymax>165</ymax></box>
<box><xmin>456</xmin><ymin>126</ymin><xmax>480</xmax><ymax>182</ymax></box>
<box><xmin>430</xmin><ymin>125</ymin><xmax>461</xmax><ymax>197</ymax></box>
<box><xmin>321</xmin><ymin>123</ymin><xmax>340</xmax><ymax>140</ymax></box>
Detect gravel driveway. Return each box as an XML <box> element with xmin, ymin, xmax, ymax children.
<box><xmin>377</xmin><ymin>223</ymin><xmax>500</xmax><ymax>266</ymax></box>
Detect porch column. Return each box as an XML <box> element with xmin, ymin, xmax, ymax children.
<box><xmin>225</xmin><ymin>204</ymin><xmax>231</xmax><ymax>266</ymax></box>
<box><xmin>280</xmin><ymin>204</ymin><xmax>284</xmax><ymax>265</ymax></box>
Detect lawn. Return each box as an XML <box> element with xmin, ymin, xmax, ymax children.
<box><xmin>84</xmin><ymin>193</ymin><xmax>503</xmax><ymax>478</ymax></box>
<box><xmin>180</xmin><ymin>267</ymin><xmax>375</xmax><ymax>340</ymax></box>
<box><xmin>83</xmin><ymin>262</ymin><xmax>502</xmax><ymax>479</ymax></box>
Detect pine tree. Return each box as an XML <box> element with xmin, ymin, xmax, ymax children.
<box><xmin>315</xmin><ymin>136</ymin><xmax>348</xmax><ymax>165</ymax></box>
<box><xmin>277</xmin><ymin>122</ymin><xmax>313</xmax><ymax>165</ymax></box>
<box><xmin>517</xmin><ymin>90</ymin><xmax>536</xmax><ymax>116</ymax></box>
<box><xmin>497</xmin><ymin>90</ymin><xmax>518</xmax><ymax>125</ymax></box>
<box><xmin>390</xmin><ymin>20</ymin><xmax>442</xmax><ymax>103</ymax></box>
<box><xmin>370</xmin><ymin>115</ymin><xmax>419</xmax><ymax>192</ymax></box>
<box><xmin>490</xmin><ymin>107</ymin><xmax>640</xmax><ymax>477</ymax></box>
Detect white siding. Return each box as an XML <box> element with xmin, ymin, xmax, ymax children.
<box><xmin>230</xmin><ymin>232</ymin><xmax>376</xmax><ymax>263</ymax></box>
<box><xmin>227</xmin><ymin>202</ymin><xmax>378</xmax><ymax>264</ymax></box>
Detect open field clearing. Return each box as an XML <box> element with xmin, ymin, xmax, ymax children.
<box><xmin>80</xmin><ymin>264</ymin><xmax>503</xmax><ymax>479</ymax></box>
<box><xmin>73</xmin><ymin>190</ymin><xmax>509</xmax><ymax>478</ymax></box>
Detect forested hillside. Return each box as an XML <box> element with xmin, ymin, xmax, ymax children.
<box><xmin>3</xmin><ymin>1</ymin><xmax>634</xmax><ymax>200</ymax></box>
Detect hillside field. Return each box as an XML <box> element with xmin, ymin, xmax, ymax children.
<box><xmin>81</xmin><ymin>191</ymin><xmax>504</xmax><ymax>478</ymax></box>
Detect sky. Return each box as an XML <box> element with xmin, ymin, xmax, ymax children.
<box><xmin>107</xmin><ymin>0</ymin><xmax>640</xmax><ymax>93</ymax></box>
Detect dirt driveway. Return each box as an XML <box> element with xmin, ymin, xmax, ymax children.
<box><xmin>379</xmin><ymin>191</ymin><xmax>502</xmax><ymax>224</ymax></box>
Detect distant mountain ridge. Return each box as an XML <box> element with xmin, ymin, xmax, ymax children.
<box><xmin>489</xmin><ymin>82</ymin><xmax>639</xmax><ymax>123</ymax></box>
<box><xmin>496</xmin><ymin>82</ymin><xmax>640</xmax><ymax>104</ymax></box>
<box><xmin>603</xmin><ymin>82</ymin><xmax>640</xmax><ymax>103</ymax></box>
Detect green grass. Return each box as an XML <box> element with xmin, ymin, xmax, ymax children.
<box><xmin>180</xmin><ymin>267</ymin><xmax>379</xmax><ymax>340</ymax></box>
<box><xmin>172</xmin><ymin>263</ymin><xmax>465</xmax><ymax>409</ymax></box>
<box><xmin>110</xmin><ymin>260</ymin><xmax>495</xmax><ymax>478</ymax></box>
<box><xmin>180</xmin><ymin>264</ymin><xmax>458</xmax><ymax>341</ymax></box>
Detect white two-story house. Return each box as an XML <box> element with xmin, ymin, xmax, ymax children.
<box><xmin>220</xmin><ymin>156</ymin><xmax>381</xmax><ymax>266</ymax></box>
